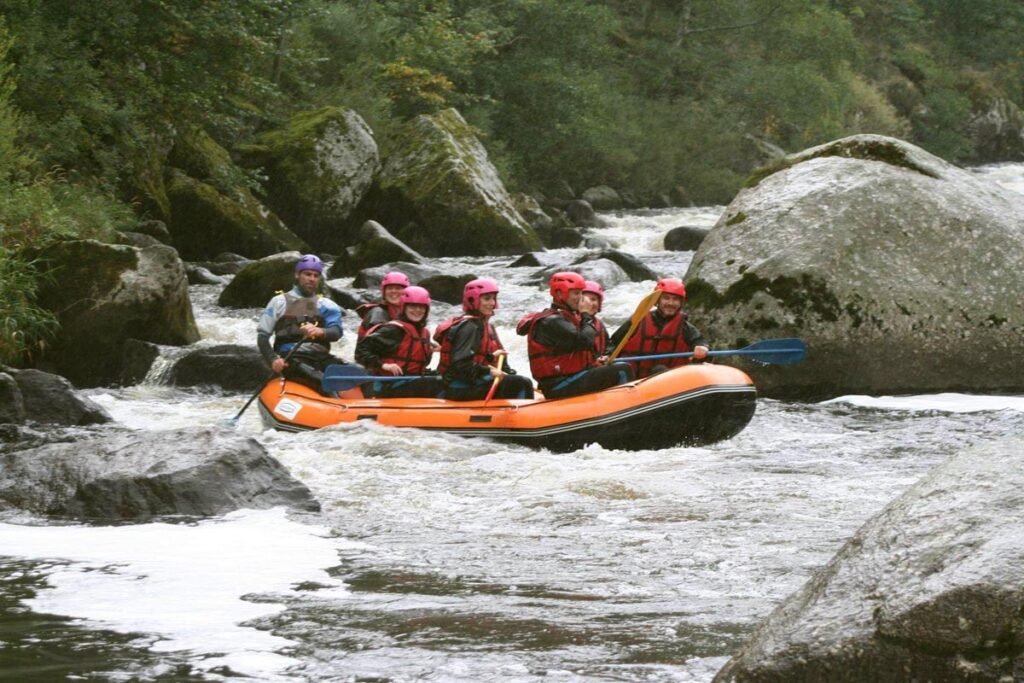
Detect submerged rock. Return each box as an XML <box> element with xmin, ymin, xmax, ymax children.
<box><xmin>0</xmin><ymin>428</ymin><xmax>319</xmax><ymax>520</ymax></box>
<box><xmin>714</xmin><ymin>436</ymin><xmax>1024</xmax><ymax>682</ymax></box>
<box><xmin>685</xmin><ymin>134</ymin><xmax>1024</xmax><ymax>397</ymax></box>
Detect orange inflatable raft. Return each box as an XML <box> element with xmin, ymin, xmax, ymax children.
<box><xmin>258</xmin><ymin>363</ymin><xmax>756</xmax><ymax>451</ymax></box>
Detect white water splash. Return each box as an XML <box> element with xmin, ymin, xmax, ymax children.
<box><xmin>0</xmin><ymin>508</ymin><xmax>360</xmax><ymax>681</ymax></box>
<box><xmin>823</xmin><ymin>393</ymin><xmax>1024</xmax><ymax>413</ymax></box>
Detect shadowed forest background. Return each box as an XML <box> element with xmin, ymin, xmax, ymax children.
<box><xmin>1</xmin><ymin>0</ymin><xmax>1022</xmax><ymax>363</ymax></box>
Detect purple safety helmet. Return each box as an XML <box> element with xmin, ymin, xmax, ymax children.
<box><xmin>295</xmin><ymin>254</ymin><xmax>324</xmax><ymax>274</ymax></box>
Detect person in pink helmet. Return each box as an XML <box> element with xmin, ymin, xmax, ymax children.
<box><xmin>257</xmin><ymin>254</ymin><xmax>358</xmax><ymax>393</ymax></box>
<box><xmin>355</xmin><ymin>271</ymin><xmax>410</xmax><ymax>337</ymax></box>
<box><xmin>516</xmin><ymin>272</ymin><xmax>633</xmax><ymax>399</ymax></box>
<box><xmin>610</xmin><ymin>278</ymin><xmax>708</xmax><ymax>378</ymax></box>
<box><xmin>355</xmin><ymin>286</ymin><xmax>444</xmax><ymax>398</ymax></box>
<box><xmin>433</xmin><ymin>278</ymin><xmax>533</xmax><ymax>401</ymax></box>
<box><xmin>579</xmin><ymin>280</ymin><xmax>610</xmax><ymax>362</ymax></box>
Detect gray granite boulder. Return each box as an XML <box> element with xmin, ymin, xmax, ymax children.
<box><xmin>685</xmin><ymin>135</ymin><xmax>1024</xmax><ymax>397</ymax></box>
<box><xmin>330</xmin><ymin>220</ymin><xmax>424</xmax><ymax>277</ymax></box>
<box><xmin>0</xmin><ymin>373</ymin><xmax>24</xmax><ymax>424</ymax></box>
<box><xmin>33</xmin><ymin>240</ymin><xmax>200</xmax><ymax>387</ymax></box>
<box><xmin>714</xmin><ymin>435</ymin><xmax>1024</xmax><ymax>683</ymax></box>
<box><xmin>581</xmin><ymin>185</ymin><xmax>622</xmax><ymax>210</ymax></box>
<box><xmin>169</xmin><ymin>344</ymin><xmax>268</xmax><ymax>392</ymax></box>
<box><xmin>367</xmin><ymin>108</ymin><xmax>541</xmax><ymax>255</ymax></box>
<box><xmin>12</xmin><ymin>369</ymin><xmax>110</xmax><ymax>426</ymax></box>
<box><xmin>0</xmin><ymin>427</ymin><xmax>319</xmax><ymax>520</ymax></box>
<box><xmin>250</xmin><ymin>107</ymin><xmax>381</xmax><ymax>251</ymax></box>
<box><xmin>217</xmin><ymin>251</ymin><xmax>301</xmax><ymax>309</ymax></box>
<box><xmin>535</xmin><ymin>260</ymin><xmax>630</xmax><ymax>290</ymax></box>
<box><xmin>663</xmin><ymin>225</ymin><xmax>710</xmax><ymax>251</ymax></box>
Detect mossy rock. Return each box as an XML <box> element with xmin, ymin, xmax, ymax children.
<box><xmin>32</xmin><ymin>240</ymin><xmax>199</xmax><ymax>387</ymax></box>
<box><xmin>255</xmin><ymin>107</ymin><xmax>380</xmax><ymax>251</ymax></box>
<box><xmin>218</xmin><ymin>251</ymin><xmax>303</xmax><ymax>309</ymax></box>
<box><xmin>166</xmin><ymin>171</ymin><xmax>307</xmax><ymax>260</ymax></box>
<box><xmin>368</xmin><ymin>108</ymin><xmax>541</xmax><ymax>256</ymax></box>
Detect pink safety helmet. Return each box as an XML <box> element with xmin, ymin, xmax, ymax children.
<box><xmin>400</xmin><ymin>285</ymin><xmax>431</xmax><ymax>312</ymax></box>
<box><xmin>380</xmin><ymin>271</ymin><xmax>411</xmax><ymax>296</ymax></box>
<box><xmin>462</xmin><ymin>277</ymin><xmax>499</xmax><ymax>313</ymax></box>
<box><xmin>582</xmin><ymin>280</ymin><xmax>605</xmax><ymax>312</ymax></box>
<box><xmin>549</xmin><ymin>271</ymin><xmax>585</xmax><ymax>303</ymax></box>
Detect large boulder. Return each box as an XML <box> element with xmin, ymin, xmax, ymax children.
<box><xmin>217</xmin><ymin>251</ymin><xmax>301</xmax><ymax>309</ymax></box>
<box><xmin>581</xmin><ymin>185</ymin><xmax>622</xmax><ymax>210</ymax></box>
<box><xmin>685</xmin><ymin>135</ymin><xmax>1024</xmax><ymax>398</ymax></box>
<box><xmin>535</xmin><ymin>260</ymin><xmax>630</xmax><ymax>290</ymax></box>
<box><xmin>365</xmin><ymin>108</ymin><xmax>541</xmax><ymax>256</ymax></box>
<box><xmin>663</xmin><ymin>225</ymin><xmax>710</xmax><ymax>251</ymax></box>
<box><xmin>165</xmin><ymin>170</ymin><xmax>308</xmax><ymax>260</ymax></box>
<box><xmin>352</xmin><ymin>262</ymin><xmax>446</xmax><ymax>290</ymax></box>
<box><xmin>34</xmin><ymin>241</ymin><xmax>200</xmax><ymax>387</ymax></box>
<box><xmin>576</xmin><ymin>249</ymin><xmax>659</xmax><ymax>282</ymax></box>
<box><xmin>0</xmin><ymin>373</ymin><xmax>24</xmax><ymax>424</ymax></box>
<box><xmin>0</xmin><ymin>428</ymin><xmax>319</xmax><ymax>520</ymax></box>
<box><xmin>714</xmin><ymin>436</ymin><xmax>1024</xmax><ymax>683</ymax></box>
<box><xmin>248</xmin><ymin>107</ymin><xmax>381</xmax><ymax>251</ymax></box>
<box><xmin>330</xmin><ymin>220</ymin><xmax>424</xmax><ymax>277</ymax></box>
<box><xmin>12</xmin><ymin>369</ymin><xmax>111</xmax><ymax>426</ymax></box>
<box><xmin>169</xmin><ymin>344</ymin><xmax>268</xmax><ymax>392</ymax></box>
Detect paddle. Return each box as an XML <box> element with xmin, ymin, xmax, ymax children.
<box><xmin>322</xmin><ymin>364</ymin><xmax>426</xmax><ymax>393</ymax></box>
<box><xmin>482</xmin><ymin>353</ymin><xmax>506</xmax><ymax>405</ymax></box>
<box><xmin>223</xmin><ymin>341</ymin><xmax>305</xmax><ymax>426</ymax></box>
<box><xmin>607</xmin><ymin>289</ymin><xmax>662</xmax><ymax>362</ymax></box>
<box><xmin>616</xmin><ymin>338</ymin><xmax>807</xmax><ymax>366</ymax></box>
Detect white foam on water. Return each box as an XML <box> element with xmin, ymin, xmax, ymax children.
<box><xmin>0</xmin><ymin>507</ymin><xmax>355</xmax><ymax>680</ymax></box>
<box><xmin>823</xmin><ymin>393</ymin><xmax>1024</xmax><ymax>413</ymax></box>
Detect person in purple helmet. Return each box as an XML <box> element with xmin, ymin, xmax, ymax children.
<box><xmin>257</xmin><ymin>254</ymin><xmax>356</xmax><ymax>393</ymax></box>
<box><xmin>355</xmin><ymin>285</ymin><xmax>444</xmax><ymax>398</ymax></box>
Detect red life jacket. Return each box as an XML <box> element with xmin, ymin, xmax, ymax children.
<box><xmin>593</xmin><ymin>317</ymin><xmax>608</xmax><ymax>357</ymax></box>
<box><xmin>367</xmin><ymin>320</ymin><xmax>433</xmax><ymax>376</ymax></box>
<box><xmin>620</xmin><ymin>312</ymin><xmax>691</xmax><ymax>377</ymax></box>
<box><xmin>355</xmin><ymin>301</ymin><xmax>402</xmax><ymax>337</ymax></box>
<box><xmin>516</xmin><ymin>308</ymin><xmax>593</xmax><ymax>380</ymax></box>
<box><xmin>433</xmin><ymin>315</ymin><xmax>502</xmax><ymax>375</ymax></box>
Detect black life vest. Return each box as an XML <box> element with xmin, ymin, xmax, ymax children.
<box><xmin>356</xmin><ymin>301</ymin><xmax>402</xmax><ymax>337</ymax></box>
<box><xmin>274</xmin><ymin>291</ymin><xmax>328</xmax><ymax>353</ymax></box>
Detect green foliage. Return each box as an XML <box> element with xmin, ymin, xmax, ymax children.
<box><xmin>0</xmin><ymin>244</ymin><xmax>56</xmax><ymax>365</ymax></box>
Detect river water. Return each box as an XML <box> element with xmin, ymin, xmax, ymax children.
<box><xmin>2</xmin><ymin>164</ymin><xmax>1023</xmax><ymax>682</ymax></box>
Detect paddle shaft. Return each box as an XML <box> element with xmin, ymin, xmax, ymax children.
<box><xmin>483</xmin><ymin>354</ymin><xmax>506</xmax><ymax>404</ymax></box>
<box><xmin>228</xmin><ymin>340</ymin><xmax>307</xmax><ymax>423</ymax></box>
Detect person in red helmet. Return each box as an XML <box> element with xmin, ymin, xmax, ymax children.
<box><xmin>356</xmin><ymin>271</ymin><xmax>410</xmax><ymax>337</ymax></box>
<box><xmin>516</xmin><ymin>272</ymin><xmax>634</xmax><ymax>400</ymax></box>
<box><xmin>609</xmin><ymin>278</ymin><xmax>709</xmax><ymax>378</ymax></box>
<box><xmin>355</xmin><ymin>285</ymin><xmax>444</xmax><ymax>398</ymax></box>
<box><xmin>579</xmin><ymin>280</ymin><xmax>610</xmax><ymax>363</ymax></box>
<box><xmin>434</xmin><ymin>278</ymin><xmax>534</xmax><ymax>401</ymax></box>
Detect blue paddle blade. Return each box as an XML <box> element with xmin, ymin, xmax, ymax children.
<box><xmin>709</xmin><ymin>337</ymin><xmax>806</xmax><ymax>365</ymax></box>
<box><xmin>321</xmin><ymin>364</ymin><xmax>415</xmax><ymax>392</ymax></box>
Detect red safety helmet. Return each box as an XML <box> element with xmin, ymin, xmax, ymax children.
<box><xmin>463</xmin><ymin>278</ymin><xmax>499</xmax><ymax>313</ymax></box>
<box><xmin>655</xmin><ymin>278</ymin><xmax>686</xmax><ymax>299</ymax></box>
<box><xmin>582</xmin><ymin>280</ymin><xmax>604</xmax><ymax>311</ymax></box>
<box><xmin>380</xmin><ymin>271</ymin><xmax>410</xmax><ymax>296</ymax></box>
<box><xmin>549</xmin><ymin>271</ymin><xmax>586</xmax><ymax>303</ymax></box>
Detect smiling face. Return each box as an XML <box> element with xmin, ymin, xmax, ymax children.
<box><xmin>404</xmin><ymin>303</ymin><xmax>428</xmax><ymax>323</ymax></box>
<box><xmin>296</xmin><ymin>269</ymin><xmax>321</xmax><ymax>296</ymax></box>
<box><xmin>478</xmin><ymin>292</ymin><xmax>498</xmax><ymax>317</ymax></box>
<box><xmin>580</xmin><ymin>292</ymin><xmax>601</xmax><ymax>314</ymax></box>
<box><xmin>656</xmin><ymin>292</ymin><xmax>683</xmax><ymax>317</ymax></box>
<box><xmin>383</xmin><ymin>285</ymin><xmax>405</xmax><ymax>306</ymax></box>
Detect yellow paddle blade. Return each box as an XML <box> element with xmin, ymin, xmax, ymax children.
<box><xmin>607</xmin><ymin>289</ymin><xmax>661</xmax><ymax>361</ymax></box>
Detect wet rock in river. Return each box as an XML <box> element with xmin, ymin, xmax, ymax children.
<box><xmin>663</xmin><ymin>225</ymin><xmax>710</xmax><ymax>251</ymax></box>
<box><xmin>11</xmin><ymin>369</ymin><xmax>110</xmax><ymax>426</ymax></box>
<box><xmin>714</xmin><ymin>435</ymin><xmax>1024</xmax><ymax>683</ymax></box>
<box><xmin>0</xmin><ymin>427</ymin><xmax>320</xmax><ymax>520</ymax></box>
<box><xmin>169</xmin><ymin>344</ymin><xmax>268</xmax><ymax>392</ymax></box>
<box><xmin>686</xmin><ymin>134</ymin><xmax>1024</xmax><ymax>397</ymax></box>
<box><xmin>217</xmin><ymin>250</ymin><xmax>302</xmax><ymax>308</ymax></box>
